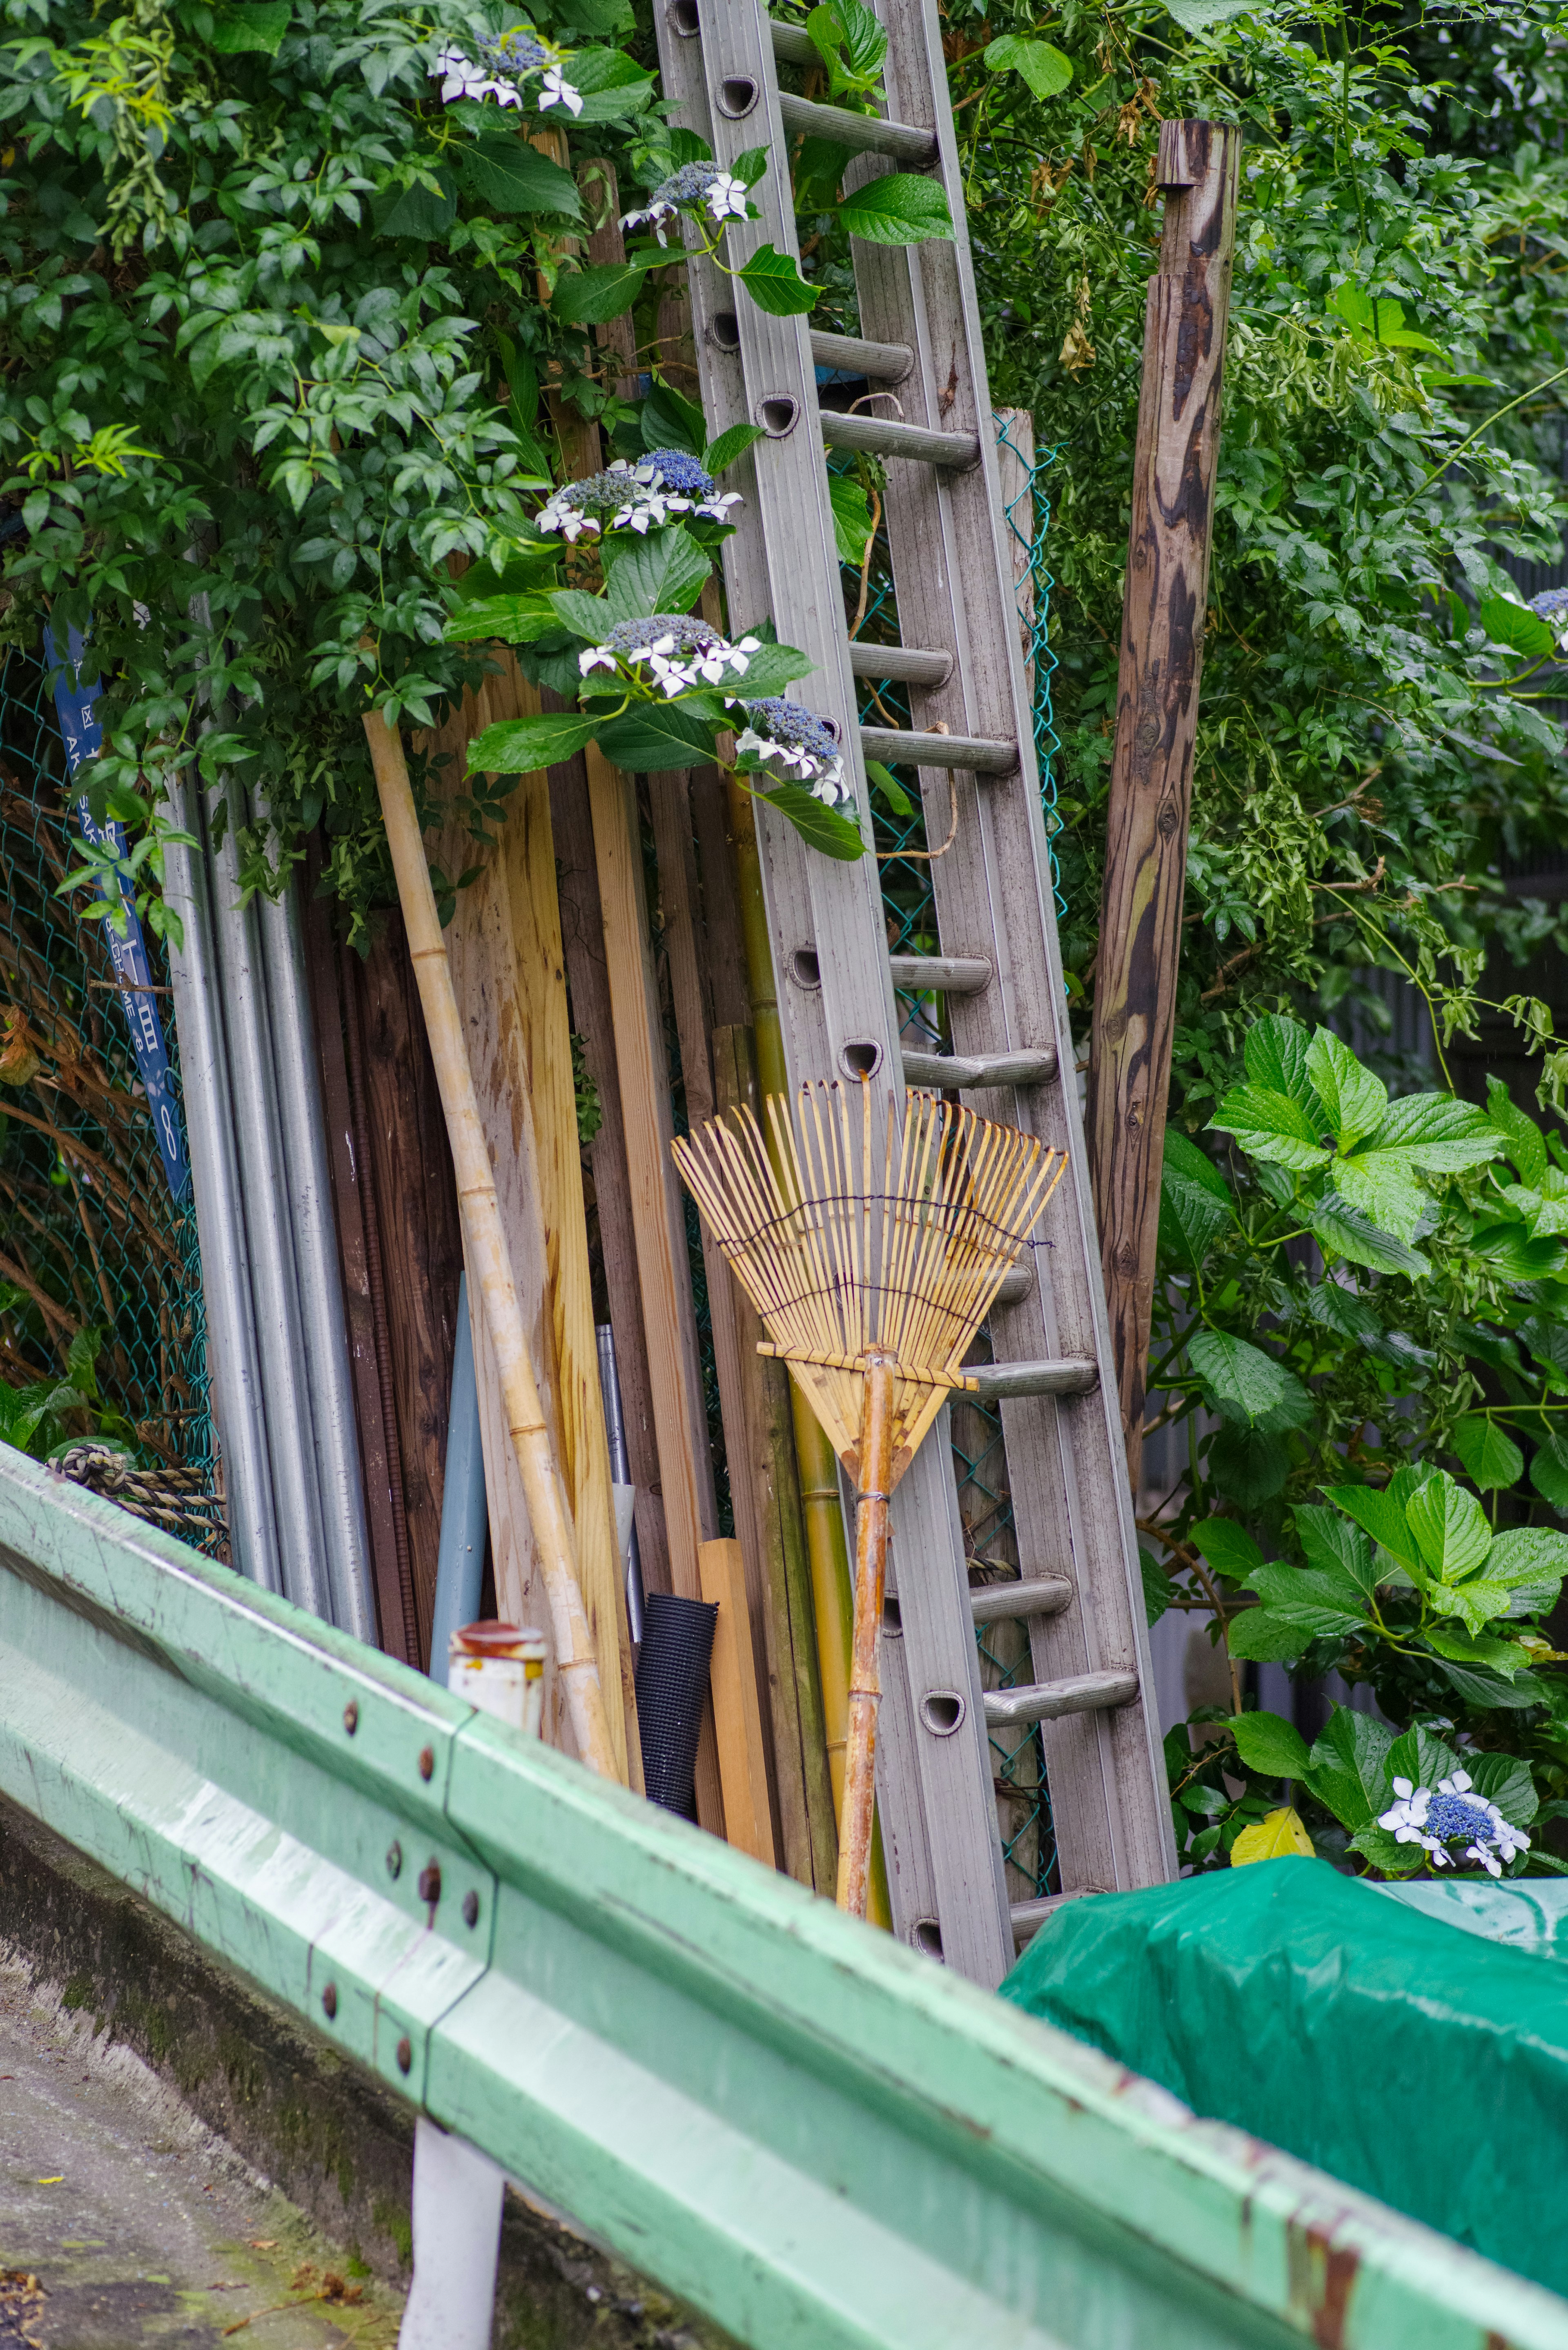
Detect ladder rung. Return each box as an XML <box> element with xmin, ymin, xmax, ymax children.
<box><xmin>821</xmin><ymin>409</ymin><xmax>980</xmax><ymax>470</ymax></box>
<box><xmin>811</xmin><ymin>328</ymin><xmax>915</xmax><ymax>384</ymax></box>
<box><xmin>1011</xmin><ymin>1889</ymin><xmax>1103</xmax><ymax>1947</ymax></box>
<box><xmin>887</xmin><ymin>954</ymin><xmax>991</xmax><ymax>993</ymax></box>
<box><xmin>901</xmin><ymin>1047</ymin><xmax>1057</xmax><ymax>1090</ymax></box>
<box><xmin>768</xmin><ymin>15</ymin><xmax>817</xmax><ymax>64</ymax></box>
<box><xmin>983</xmin><ymin>1670</ymin><xmax>1139</xmax><ymax>1731</ymax></box>
<box><xmin>969</xmin><ymin>1576</ymin><xmax>1073</xmax><ymax>1625</ymax></box>
<box><xmin>968</xmin><ymin>1357</ymin><xmax>1098</xmax><ymax>1401</ymax></box>
<box><xmin>861</xmin><ymin>726</ymin><xmax>1018</xmax><ymax>774</ymax></box>
<box><xmin>777</xmin><ymin>90</ymin><xmax>939</xmax><ymax>166</ymax></box>
<box><xmin>991</xmin><ymin>1262</ymin><xmax>1034</xmax><ymax>1307</ymax></box>
<box><xmin>848</xmin><ymin>642</ymin><xmax>953</xmax><ymax>688</ymax></box>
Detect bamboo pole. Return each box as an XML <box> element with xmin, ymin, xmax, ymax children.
<box><xmin>836</xmin><ymin>1353</ymin><xmax>895</xmax><ymax>1917</ymax></box>
<box><xmin>1088</xmin><ymin>120</ymin><xmax>1239</xmax><ymax>1494</ymax></box>
<box><xmin>361</xmin><ymin>703</ymin><xmax>618</xmax><ymax>1781</ymax></box>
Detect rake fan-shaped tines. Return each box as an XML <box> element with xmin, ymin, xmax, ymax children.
<box><xmin>672</xmin><ymin>1081</ymin><xmax>1067</xmax><ymax>1488</ymax></box>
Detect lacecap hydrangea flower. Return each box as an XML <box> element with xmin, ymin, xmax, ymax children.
<box><xmin>579</xmin><ymin>616</ymin><xmax>761</xmax><ymax>696</ymax></box>
<box><xmin>621</xmin><ymin>162</ymin><xmax>752</xmax><ymax>245</ymax></box>
<box><xmin>1530</xmin><ymin>585</ymin><xmax>1568</xmax><ymax>624</ymax></box>
<box><xmin>433</xmin><ymin>24</ymin><xmax>582</xmax><ymax>116</ymax></box>
<box><xmin>536</xmin><ymin>454</ymin><xmax>740</xmax><ymax>542</ymax></box>
<box><xmin>733</xmin><ymin>698</ymin><xmax>849</xmax><ymax>806</ymax></box>
<box><xmin>1377</xmin><ymin>1769</ymin><xmax>1530</xmax><ymax>1877</ymax></box>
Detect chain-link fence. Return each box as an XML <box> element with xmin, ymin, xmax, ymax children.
<box><xmin>0</xmin><ymin>639</ymin><xmax>212</xmax><ymax>1506</ymax></box>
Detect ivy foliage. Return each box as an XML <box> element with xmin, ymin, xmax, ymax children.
<box><xmin>949</xmin><ymin>0</ymin><xmax>1568</xmax><ymax>1110</ymax></box>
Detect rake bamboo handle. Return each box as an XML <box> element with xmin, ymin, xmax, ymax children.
<box><xmin>836</xmin><ymin>1350</ymin><xmax>897</xmax><ymax>1917</ymax></box>
<box><xmin>362</xmin><ymin>702</ymin><xmax>618</xmax><ymax>1782</ymax></box>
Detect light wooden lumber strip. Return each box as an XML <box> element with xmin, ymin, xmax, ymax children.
<box><xmin>361</xmin><ymin>699</ymin><xmax>617</xmax><ymax>1781</ymax></box>
<box><xmin>699</xmin><ymin>1535</ymin><xmax>779</xmax><ymax>1866</ymax></box>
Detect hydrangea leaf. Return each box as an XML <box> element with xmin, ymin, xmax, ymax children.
<box><xmin>457</xmin><ymin>134</ymin><xmax>582</xmax><ymax>220</ymax></box>
<box><xmin>982</xmin><ymin>33</ymin><xmax>1074</xmax><ymax>96</ymax></box>
<box><xmin>547</xmin><ymin>588</ymin><xmax>613</xmax><ymax>642</ymax></box>
<box><xmin>1159</xmin><ymin>1130</ymin><xmax>1233</xmax><ymax>1269</ymax></box>
<box><xmin>1246</xmin><ymin>1562</ymin><xmax>1368</xmax><ymax>1624</ymax></box>
<box><xmin>1187</xmin><ymin>1329</ymin><xmax>1313</xmax><ymax>1431</ymax></box>
<box><xmin>828</xmin><ymin>472</ymin><xmax>875</xmax><ymax>566</ymax></box>
<box><xmin>1434</xmin><ymin>1657</ymin><xmax>1548</xmax><ymax>1708</ymax></box>
<box><xmin>1464</xmin><ymin>1750</ymin><xmax>1537</xmax><ymax>1827</ymax></box>
<box><xmin>1386</xmin><ymin>1723</ymin><xmax>1464</xmax><ymax>1794</ymax></box>
<box><xmin>737</xmin><ymin>243</ymin><xmax>819</xmax><ymax>315</ymax></box>
<box><xmin>1486</xmin><ymin>1525</ymin><xmax>1568</xmax><ymax>1587</ymax></box>
<box><xmin>602</xmin><ymin>527</ymin><xmax>713</xmax><ymax>622</ymax></box>
<box><xmin>1403</xmin><ymin>1468</ymin><xmax>1492</xmax><ymax>1584</ymax></box>
<box><xmin>1209</xmin><ymin>1084</ymin><xmax>1329</xmax><ymax>1170</ymax></box>
<box><xmin>702</xmin><ymin>421</ymin><xmax>766</xmax><ymax>475</ymax></box>
<box><xmin>1189</xmin><ymin>1515</ymin><xmax>1263</xmax><ymax>1582</ymax></box>
<box><xmin>1450</xmin><ymin>1414</ymin><xmax>1525</xmax><ymax>1493</ymax></box>
<box><xmin>1227</xmin><ymin>1596</ymin><xmax>1361</xmax><ymax>1661</ymax></box>
<box><xmin>755</xmin><ymin>782</ymin><xmax>865</xmax><ymax>860</ymax></box>
<box><xmin>1228</xmin><ymin>1709</ymin><xmax>1310</xmax><ymax>1779</ymax></box>
<box><xmin>1207</xmin><ymin>1424</ymin><xmax>1291</xmax><ymax>1507</ymax></box>
<box><xmin>550</xmin><ymin>263</ymin><xmax>648</xmax><ymax>325</ymax></box>
<box><xmin>595</xmin><ymin>705</ymin><xmax>717</xmax><ymax>772</ymax></box>
<box><xmin>727</xmin><ymin>642</ymin><xmax>813</xmax><ymax>697</ymax></box>
<box><xmin>1305</xmin><ymin>1028</ymin><xmax>1387</xmax><ymax>1150</ymax></box>
<box><xmin>1478</xmin><ymin>594</ymin><xmax>1556</xmax><ymax>660</ymax></box>
<box><xmin>1230</xmin><ymin>1806</ymin><xmax>1315</xmax><ymax>1864</ymax></box>
<box><xmin>1303</xmin><ymin>1705</ymin><xmax>1396</xmax><ymax>1831</ymax></box>
<box><xmin>1347</xmin><ymin>1822</ymin><xmax>1426</xmax><ymax>1877</ymax></box>
<box><xmin>445</xmin><ymin>591</ymin><xmax>564</xmax><ymax>644</ymax></box>
<box><xmin>839</xmin><ymin>172</ymin><xmax>953</xmax><ymax>244</ymax></box>
<box><xmin>466</xmin><ymin>711</ymin><xmax>599</xmax><ymax>776</ymax></box>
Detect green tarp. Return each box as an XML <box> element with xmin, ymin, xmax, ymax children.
<box><xmin>1001</xmin><ymin>1862</ymin><xmax>1568</xmax><ymax>2299</ymax></box>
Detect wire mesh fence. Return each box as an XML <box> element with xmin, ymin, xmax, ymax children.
<box><xmin>0</xmin><ymin>639</ymin><xmax>212</xmax><ymax>1509</ymax></box>
<box><xmin>833</xmin><ymin>419</ymin><xmax>1066</xmax><ymax>1904</ymax></box>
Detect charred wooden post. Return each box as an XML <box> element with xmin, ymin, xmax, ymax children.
<box><xmin>1088</xmin><ymin>120</ymin><xmax>1240</xmax><ymax>1490</ymax></box>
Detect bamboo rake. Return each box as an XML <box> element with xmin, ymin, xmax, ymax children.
<box><xmin>361</xmin><ymin>702</ymin><xmax>618</xmax><ymax>1781</ymax></box>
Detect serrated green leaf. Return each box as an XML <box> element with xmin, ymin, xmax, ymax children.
<box><xmin>639</xmin><ymin>378</ymin><xmax>708</xmax><ymax>456</ymax></box>
<box><xmin>1367</xmin><ymin>1093</ymin><xmax>1502</xmax><ymax>1172</ymax></box>
<box><xmin>839</xmin><ymin>172</ymin><xmax>954</xmax><ymax>245</ymax></box>
<box><xmin>1347</xmin><ymin>1822</ymin><xmax>1426</xmax><ymax>1877</ymax></box>
<box><xmin>1159</xmin><ymin>1130</ymin><xmax>1233</xmax><ymax>1269</ymax></box>
<box><xmin>446</xmin><ymin>592</ymin><xmax>568</xmax><ymax>645</ymax></box>
<box><xmin>1225</xmin><ymin>1606</ymin><xmax>1327</xmax><ymax>1661</ymax></box>
<box><xmin>1531</xmin><ymin>1431</ymin><xmax>1568</xmax><ymax>1510</ymax></box>
<box><xmin>1306</xmin><ymin>1028</ymin><xmax>1387</xmax><ymax>1150</ymax></box>
<box><xmin>1228</xmin><ymin>1710</ymin><xmax>1311</xmax><ymax>1779</ymax></box>
<box><xmin>829</xmin><ymin>473</ymin><xmax>876</xmax><ymax>566</ymax></box>
<box><xmin>1188</xmin><ymin>1329</ymin><xmax>1313</xmax><ymax>1431</ymax></box>
<box><xmin>1487</xmin><ymin>1524</ymin><xmax>1568</xmax><ymax>1587</ymax></box>
<box><xmin>1303</xmin><ymin>1193</ymin><xmax>1429</xmax><ymax>1276</ymax></box>
<box><xmin>983</xmin><ymin>32</ymin><xmax>1074</xmax><ymax>93</ymax></box>
<box><xmin>755</xmin><ymin>782</ymin><xmax>865</xmax><ymax>859</ymax></box>
<box><xmin>602</xmin><ymin>527</ymin><xmax>713</xmax><ymax>623</ymax></box>
<box><xmin>1463</xmin><ymin>1750</ymin><xmax>1537</xmax><ymax>1826</ymax></box>
<box><xmin>1387</xmin><ymin>1721</ymin><xmax>1464</xmax><ymax>1794</ymax></box>
<box><xmin>1330</xmin><ymin>1147</ymin><xmax>1427</xmax><ymax>1241</ymax></box>
<box><xmin>1295</xmin><ymin>1504</ymin><xmax>1379</xmax><ymax>1600</ymax></box>
<box><xmin>457</xmin><ymin>134</ymin><xmax>581</xmax><ymax>219</ymax></box>
<box><xmin>1141</xmin><ymin>1547</ymin><xmax>1173</xmax><ymax>1625</ymax></box>
<box><xmin>1478</xmin><ymin>594</ymin><xmax>1557</xmax><ymax>661</ymax></box>
<box><xmin>1322</xmin><ymin>1479</ymin><xmax>1425</xmax><ymax>1576</ymax></box>
<box><xmin>1191</xmin><ymin>1516</ymin><xmax>1264</xmax><ymax>1581</ymax></box>
<box><xmin>1243</xmin><ymin>1013</ymin><xmax>1320</xmax><ymax>1107</ymax></box>
<box><xmin>702</xmin><ymin>421</ymin><xmax>766</xmax><ymax>475</ymax></box>
<box><xmin>1210</xmin><ymin>1083</ymin><xmax>1330</xmax><ymax>1170</ymax></box>
<box><xmin>595</xmin><ymin>705</ymin><xmax>717</xmax><ymax>772</ymax></box>
<box><xmin>374</xmin><ymin>170</ymin><xmax>457</xmax><ymax>239</ymax></box>
<box><xmin>737</xmin><ymin>244</ymin><xmax>820</xmax><ymax>316</ymax></box>
<box><xmin>1303</xmin><ymin>1704</ymin><xmax>1396</xmax><ymax>1832</ymax></box>
<box><xmin>552</xmin><ymin>263</ymin><xmax>648</xmax><ymax>326</ymax></box>
<box><xmin>467</xmin><ymin>711</ymin><xmax>598</xmax><ymax>777</ymax></box>
<box><xmin>1450</xmin><ymin>1414</ymin><xmax>1525</xmax><ymax>1493</ymax></box>
<box><xmin>1487</xmin><ymin>1075</ymin><xmax>1548</xmax><ymax>1187</ymax></box>
<box><xmin>209</xmin><ymin>0</ymin><xmax>292</xmax><ymax>52</ymax></box>
<box><xmin>1404</xmin><ymin>1468</ymin><xmax>1492</xmax><ymax>1585</ymax></box>
<box><xmin>1207</xmin><ymin>1424</ymin><xmax>1291</xmax><ymax>1507</ymax></box>
<box><xmin>731</xmin><ymin>642</ymin><xmax>814</xmax><ymax>697</ymax></box>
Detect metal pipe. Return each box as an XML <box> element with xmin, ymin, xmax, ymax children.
<box><xmin>776</xmin><ymin>91</ymin><xmax>937</xmax><ymax>165</ymax></box>
<box><xmin>161</xmin><ymin>759</ymin><xmax>284</xmax><ymax>1594</ymax></box>
<box><xmin>596</xmin><ymin>1320</ymin><xmax>646</xmax><ymax>1645</ymax></box>
<box><xmin>819</xmin><ymin>409</ymin><xmax>980</xmax><ymax>470</ymax></box>
<box><xmin>256</xmin><ymin>875</ymin><xmax>377</xmax><ymax>1640</ymax></box>
<box><xmin>428</xmin><ymin>1273</ymin><xmax>489</xmax><ymax>1679</ymax></box>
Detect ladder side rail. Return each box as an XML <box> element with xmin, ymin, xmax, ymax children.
<box><xmin>652</xmin><ymin>0</ymin><xmax>1013</xmax><ymax>1981</ymax></box>
<box><xmin>851</xmin><ymin>0</ymin><xmax>1177</xmax><ymax>1888</ymax></box>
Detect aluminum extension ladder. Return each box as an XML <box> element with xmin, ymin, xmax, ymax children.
<box><xmin>654</xmin><ymin>0</ymin><xmax>1176</xmax><ymax>1984</ymax></box>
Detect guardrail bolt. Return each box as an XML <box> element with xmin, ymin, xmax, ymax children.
<box><xmin>418</xmin><ymin>1745</ymin><xmax>434</xmax><ymax>1781</ymax></box>
<box><xmin>343</xmin><ymin>1701</ymin><xmax>359</xmax><ymax>1735</ymax></box>
<box><xmin>462</xmin><ymin>1891</ymin><xmax>480</xmax><ymax>1928</ymax></box>
<box><xmin>396</xmin><ymin>2036</ymin><xmax>413</xmax><ymax>2074</ymax></box>
<box><xmin>322</xmin><ymin>1983</ymin><xmax>338</xmax><ymax>2020</ymax></box>
<box><xmin>418</xmin><ymin>1863</ymin><xmax>441</xmax><ymax>1905</ymax></box>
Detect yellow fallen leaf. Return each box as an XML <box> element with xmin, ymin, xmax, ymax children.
<box><xmin>34</xmin><ymin>2176</ymin><xmax>63</xmax><ymax>2184</ymax></box>
<box><xmin>1231</xmin><ymin>1807</ymin><xmax>1315</xmax><ymax>1866</ymax></box>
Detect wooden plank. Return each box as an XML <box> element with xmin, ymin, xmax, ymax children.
<box><xmin>357</xmin><ymin>906</ymin><xmax>464</xmax><ymax>1664</ymax></box>
<box><xmin>585</xmin><ymin>742</ymin><xmax>726</xmax><ymax>1834</ymax></box>
<box><xmin>1088</xmin><ymin>121</ymin><xmax>1240</xmax><ymax>1492</ymax></box>
<box><xmin>699</xmin><ymin>1535</ymin><xmax>779</xmax><ymax>1866</ymax></box>
<box><xmin>425</xmin><ymin>661</ymin><xmax>634</xmax><ymax>1781</ymax></box>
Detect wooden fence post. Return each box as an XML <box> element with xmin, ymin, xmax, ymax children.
<box><xmin>1088</xmin><ymin>120</ymin><xmax>1240</xmax><ymax>1493</ymax></box>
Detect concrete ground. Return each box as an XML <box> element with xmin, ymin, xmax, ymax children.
<box><xmin>0</xmin><ymin>1953</ymin><xmax>406</xmax><ymax>2350</ymax></box>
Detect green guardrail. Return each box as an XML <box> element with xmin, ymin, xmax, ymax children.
<box><xmin>0</xmin><ymin>1445</ymin><xmax>1562</xmax><ymax>2350</ymax></box>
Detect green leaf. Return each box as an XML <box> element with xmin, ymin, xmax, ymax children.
<box><xmin>374</xmin><ymin>170</ymin><xmax>457</xmax><ymax>239</ymax></box>
<box><xmin>829</xmin><ymin>473</ymin><xmax>876</xmax><ymax>566</ymax></box>
<box><xmin>1249</xmin><ymin>1561</ymin><xmax>1368</xmax><ymax>1625</ymax></box>
<box><xmin>1159</xmin><ymin>1131</ymin><xmax>1233</xmax><ymax>1270</ymax></box>
<box><xmin>1463</xmin><ymin>1750</ymin><xmax>1537</xmax><ymax>1827</ymax></box>
<box><xmin>640</xmin><ymin>378</ymin><xmax>708</xmax><ymax>456</ymax></box>
<box><xmin>595</xmin><ymin>705</ymin><xmax>718</xmax><ymax>772</ymax></box>
<box><xmin>565</xmin><ymin>48</ymin><xmax>657</xmax><ymax>119</ymax></box>
<box><xmin>1243</xmin><ymin>1014</ymin><xmax>1320</xmax><ymax>1108</ymax></box>
<box><xmin>982</xmin><ymin>32</ymin><xmax>1074</xmax><ymax>94</ymax></box>
<box><xmin>865</xmin><ymin>761</ymin><xmax>913</xmax><ymax>817</ymax></box>
<box><xmin>1387</xmin><ymin>1723</ymin><xmax>1464</xmax><ymax>1796</ymax></box>
<box><xmin>1302</xmin><ymin>1193</ymin><xmax>1429</xmax><ymax>1276</ymax></box>
<box><xmin>1228</xmin><ymin>1710</ymin><xmax>1310</xmax><ymax>1779</ymax></box>
<box><xmin>448</xmin><ymin>592</ymin><xmax>570</xmax><ymax>644</ymax></box>
<box><xmin>1404</xmin><ymin>1468</ymin><xmax>1492</xmax><ymax>1585</ymax></box>
<box><xmin>755</xmin><ymin>782</ymin><xmax>865</xmax><ymax>859</ymax></box>
<box><xmin>1450</xmin><ymin>1415</ymin><xmax>1524</xmax><ymax>1493</ymax></box>
<box><xmin>1190</xmin><ymin>1516</ymin><xmax>1264</xmax><ymax>1582</ymax></box>
<box><xmin>1531</xmin><ymin>1431</ymin><xmax>1568</xmax><ymax>1511</ymax></box>
<box><xmin>1228</xmin><ymin>1599</ymin><xmax>1356</xmax><ymax>1661</ymax></box>
<box><xmin>729</xmin><ymin>145</ymin><xmax>770</xmax><ymax>188</ymax></box>
<box><xmin>1209</xmin><ymin>1084</ymin><xmax>1329</xmax><ymax>1171</ymax></box>
<box><xmin>1331</xmin><ymin>283</ymin><xmax>1375</xmax><ymax>334</ymax></box>
<box><xmin>839</xmin><ymin>173</ymin><xmax>954</xmax><ymax>245</ymax></box>
<box><xmin>209</xmin><ymin>0</ymin><xmax>292</xmax><ymax>51</ymax></box>
<box><xmin>547</xmin><ymin>588</ymin><xmax>614</xmax><ymax>642</ymax></box>
<box><xmin>552</xmin><ymin>263</ymin><xmax>648</xmax><ymax>326</ymax></box>
<box><xmin>1373</xmin><ymin>299</ymin><xmax>1443</xmax><ymax>353</ymax></box>
<box><xmin>1187</xmin><ymin>1329</ymin><xmax>1313</xmax><ymax>1432</ymax></box>
<box><xmin>702</xmin><ymin>421</ymin><xmax>766</xmax><ymax>475</ymax></box>
<box><xmin>1305</xmin><ymin>1028</ymin><xmax>1387</xmax><ymax>1150</ymax></box>
<box><xmin>1478</xmin><ymin>594</ymin><xmax>1557</xmax><ymax>661</ymax></box>
<box><xmin>467</xmin><ymin>712</ymin><xmax>598</xmax><ymax>778</ymax></box>
<box><xmin>1347</xmin><ymin>1823</ymin><xmax>1426</xmax><ymax>1877</ymax></box>
<box><xmin>1486</xmin><ymin>1524</ymin><xmax>1568</xmax><ymax>1589</ymax></box>
<box><xmin>1367</xmin><ymin>1093</ymin><xmax>1502</xmax><ymax>1173</ymax></box>
<box><xmin>737</xmin><ymin>244</ymin><xmax>820</xmax><ymax>316</ymax></box>
<box><xmin>1295</xmin><ymin>1504</ymin><xmax>1379</xmax><ymax>1601</ymax></box>
<box><xmin>1207</xmin><ymin>1425</ymin><xmax>1291</xmax><ymax>1507</ymax></box>
<box><xmin>457</xmin><ymin>134</ymin><xmax>581</xmax><ymax>220</ymax></box>
<box><xmin>1488</xmin><ymin>1075</ymin><xmax>1549</xmax><ymax>1187</ymax></box>
<box><xmin>1468</xmin><ymin>1222</ymin><xmax>1568</xmax><ymax>1282</ymax></box>
<box><xmin>603</xmin><ymin>527</ymin><xmax>713</xmax><ymax>622</ymax></box>
<box><xmin>1141</xmin><ymin>1547</ymin><xmax>1173</xmax><ymax>1626</ymax></box>
<box><xmin>1322</xmin><ymin>1478</ymin><xmax>1425</xmax><ymax>1576</ymax></box>
<box><xmin>1331</xmin><ymin>1148</ymin><xmax>1427</xmax><ymax>1241</ymax></box>
<box><xmin>1428</xmin><ymin>1579</ymin><xmax>1520</xmax><ymax>1637</ymax></box>
<box><xmin>1303</xmin><ymin>1704</ymin><xmax>1396</xmax><ymax>1831</ymax></box>
<box><xmin>731</xmin><ymin>642</ymin><xmax>814</xmax><ymax>697</ymax></box>
<box><xmin>1434</xmin><ymin>1658</ymin><xmax>1548</xmax><ymax>1709</ymax></box>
